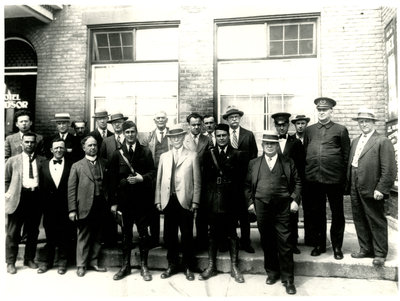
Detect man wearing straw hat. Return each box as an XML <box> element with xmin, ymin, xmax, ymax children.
<box><xmin>89</xmin><ymin>109</ymin><xmax>113</xmax><ymax>147</ymax></box>
<box><xmin>347</xmin><ymin>108</ymin><xmax>396</xmax><ymax>267</ymax></box>
<box><xmin>245</xmin><ymin>130</ymin><xmax>301</xmax><ymax>295</ymax></box>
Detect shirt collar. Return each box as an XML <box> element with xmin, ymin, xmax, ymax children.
<box><xmin>51</xmin><ymin>157</ymin><xmax>64</xmax><ymax>162</ymax></box>
<box><xmin>264</xmin><ymin>153</ymin><xmax>278</xmax><ymax>161</ymax></box>
<box><xmin>317</xmin><ymin>121</ymin><xmax>334</xmax><ymax>129</ymax></box>
<box><xmin>218</xmin><ymin>145</ymin><xmax>228</xmax><ymax>153</ymax></box>
<box><xmin>229</xmin><ymin>127</ymin><xmax>240</xmax><ymax>135</ymax></box>
<box><xmin>361</xmin><ymin>130</ymin><xmax>375</xmax><ymax>139</ymax></box>
<box><xmin>85</xmin><ymin>155</ymin><xmax>97</xmax><ymax>162</ymax></box>
<box><xmin>126</xmin><ymin>142</ymin><xmax>136</xmax><ymax>151</ymax></box>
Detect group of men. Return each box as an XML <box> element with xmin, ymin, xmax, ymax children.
<box><xmin>4</xmin><ymin>96</ymin><xmax>396</xmax><ymax>295</ymax></box>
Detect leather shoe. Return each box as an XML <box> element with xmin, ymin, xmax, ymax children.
<box><xmin>7</xmin><ymin>263</ymin><xmax>17</xmax><ymax>274</ymax></box>
<box><xmin>77</xmin><ymin>266</ymin><xmax>86</xmax><ymax>277</ymax></box>
<box><xmin>184</xmin><ymin>268</ymin><xmax>195</xmax><ymax>281</ymax></box>
<box><xmin>283</xmin><ymin>281</ymin><xmax>297</xmax><ymax>295</ymax></box>
<box><xmin>372</xmin><ymin>257</ymin><xmax>386</xmax><ymax>267</ymax></box>
<box><xmin>310</xmin><ymin>246</ymin><xmax>326</xmax><ymax>256</ymax></box>
<box><xmin>113</xmin><ymin>266</ymin><xmax>131</xmax><ymax>280</ymax></box>
<box><xmin>58</xmin><ymin>267</ymin><xmax>67</xmax><ymax>275</ymax></box>
<box><xmin>351</xmin><ymin>251</ymin><xmax>374</xmax><ymax>258</ymax></box>
<box><xmin>333</xmin><ymin>248</ymin><xmax>344</xmax><ymax>260</ymax></box>
<box><xmin>37</xmin><ymin>265</ymin><xmax>49</xmax><ymax>274</ymax></box>
<box><xmin>140</xmin><ymin>266</ymin><xmax>152</xmax><ymax>281</ymax></box>
<box><xmin>88</xmin><ymin>265</ymin><xmax>107</xmax><ymax>272</ymax></box>
<box><xmin>161</xmin><ymin>265</ymin><xmax>178</xmax><ymax>279</ymax></box>
<box><xmin>24</xmin><ymin>260</ymin><xmax>38</xmax><ymax>269</ymax></box>
<box><xmin>266</xmin><ymin>276</ymin><xmax>279</xmax><ymax>285</ymax></box>
<box><xmin>292</xmin><ymin>247</ymin><xmax>301</xmax><ymax>254</ymax></box>
<box><xmin>240</xmin><ymin>244</ymin><xmax>255</xmax><ymax>254</ymax></box>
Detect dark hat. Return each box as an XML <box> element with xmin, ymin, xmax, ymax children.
<box><xmin>215</xmin><ymin>123</ymin><xmax>230</xmax><ymax>132</ymax></box>
<box><xmin>291</xmin><ymin>114</ymin><xmax>311</xmax><ymax>124</ymax></box>
<box><xmin>271</xmin><ymin>112</ymin><xmax>291</xmax><ymax>124</ymax></box>
<box><xmin>107</xmin><ymin>113</ymin><xmax>128</xmax><ymax>123</ymax></box>
<box><xmin>261</xmin><ymin>130</ymin><xmax>279</xmax><ymax>143</ymax></box>
<box><xmin>352</xmin><ymin>108</ymin><xmax>379</xmax><ymax>121</ymax></box>
<box><xmin>165</xmin><ymin>124</ymin><xmax>186</xmax><ymax>137</ymax></box>
<box><xmin>51</xmin><ymin>113</ymin><xmax>71</xmax><ymax>122</ymax></box>
<box><xmin>314</xmin><ymin>97</ymin><xmax>336</xmax><ymax>109</ymax></box>
<box><xmin>222</xmin><ymin>106</ymin><xmax>244</xmax><ymax>120</ymax></box>
<box><xmin>122</xmin><ymin>120</ymin><xmax>136</xmax><ymax>132</ymax></box>
<box><xmin>92</xmin><ymin>110</ymin><xmax>109</xmax><ymax>119</ymax></box>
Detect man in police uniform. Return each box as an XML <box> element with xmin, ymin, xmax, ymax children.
<box><xmin>303</xmin><ymin>97</ymin><xmax>350</xmax><ymax>260</ymax></box>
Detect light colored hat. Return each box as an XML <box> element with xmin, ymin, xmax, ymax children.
<box><xmin>261</xmin><ymin>130</ymin><xmax>279</xmax><ymax>143</ymax></box>
<box><xmin>166</xmin><ymin>124</ymin><xmax>186</xmax><ymax>137</ymax></box>
<box><xmin>222</xmin><ymin>106</ymin><xmax>244</xmax><ymax>120</ymax></box>
<box><xmin>92</xmin><ymin>109</ymin><xmax>109</xmax><ymax>119</ymax></box>
<box><xmin>107</xmin><ymin>113</ymin><xmax>128</xmax><ymax>123</ymax></box>
<box><xmin>51</xmin><ymin>113</ymin><xmax>71</xmax><ymax>122</ymax></box>
<box><xmin>352</xmin><ymin>108</ymin><xmax>379</xmax><ymax>121</ymax></box>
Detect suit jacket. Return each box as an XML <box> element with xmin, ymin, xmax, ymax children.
<box><xmin>89</xmin><ymin>128</ymin><xmax>113</xmax><ymax>148</ymax></box>
<box><xmin>346</xmin><ymin>131</ymin><xmax>396</xmax><ymax>199</ymax></box>
<box><xmin>244</xmin><ymin>154</ymin><xmax>302</xmax><ymax>207</ymax></box>
<box><xmin>183</xmin><ymin>132</ymin><xmax>210</xmax><ymax>168</ymax></box>
<box><xmin>236</xmin><ymin>126</ymin><xmax>258</xmax><ymax>164</ymax></box>
<box><xmin>279</xmin><ymin>134</ymin><xmax>306</xmax><ymax>180</ymax></box>
<box><xmin>67</xmin><ymin>157</ymin><xmax>108</xmax><ymax>220</ymax></box>
<box><xmin>42</xmin><ymin>132</ymin><xmax>81</xmax><ymax>162</ymax></box>
<box><xmin>100</xmin><ymin>135</ymin><xmax>122</xmax><ymax>161</ymax></box>
<box><xmin>4</xmin><ymin>153</ymin><xmax>46</xmax><ymax>214</ymax></box>
<box><xmin>108</xmin><ymin>143</ymin><xmax>155</xmax><ymax>209</ymax></box>
<box><xmin>5</xmin><ymin>132</ymin><xmax>43</xmax><ymax>161</ymax></box>
<box><xmin>155</xmin><ymin>147</ymin><xmax>201</xmax><ymax>210</ymax></box>
<box><xmin>140</xmin><ymin>127</ymin><xmax>170</xmax><ymax>165</ymax></box>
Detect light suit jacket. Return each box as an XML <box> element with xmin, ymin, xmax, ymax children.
<box><xmin>5</xmin><ymin>132</ymin><xmax>43</xmax><ymax>161</ymax></box>
<box><xmin>183</xmin><ymin>132</ymin><xmax>209</xmax><ymax>167</ymax></box>
<box><xmin>155</xmin><ymin>147</ymin><xmax>201</xmax><ymax>210</ymax></box>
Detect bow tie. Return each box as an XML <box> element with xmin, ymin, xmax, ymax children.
<box><xmin>53</xmin><ymin>159</ymin><xmax>62</xmax><ymax>164</ymax></box>
<box><xmin>279</xmin><ymin>135</ymin><xmax>286</xmax><ymax>139</ymax></box>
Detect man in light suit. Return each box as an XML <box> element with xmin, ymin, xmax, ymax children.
<box><xmin>223</xmin><ymin>106</ymin><xmax>258</xmax><ymax>253</ymax></box>
<box><xmin>5</xmin><ymin>133</ymin><xmax>46</xmax><ymax>274</ymax></box>
<box><xmin>68</xmin><ymin>136</ymin><xmax>108</xmax><ymax>277</ymax></box>
<box><xmin>88</xmin><ymin>109</ymin><xmax>113</xmax><ymax>147</ymax></box>
<box><xmin>100</xmin><ymin>113</ymin><xmax>128</xmax><ymax>160</ymax></box>
<box><xmin>5</xmin><ymin>109</ymin><xmax>43</xmax><ymax>161</ymax></box>
<box><xmin>155</xmin><ymin>124</ymin><xmax>201</xmax><ymax>281</ymax></box>
<box><xmin>37</xmin><ymin>138</ymin><xmax>75</xmax><ymax>275</ymax></box>
<box><xmin>183</xmin><ymin>112</ymin><xmax>209</xmax><ymax>250</ymax></box>
<box><xmin>347</xmin><ymin>108</ymin><xmax>396</xmax><ymax>267</ymax></box>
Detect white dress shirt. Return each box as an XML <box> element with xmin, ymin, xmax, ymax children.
<box><xmin>264</xmin><ymin>153</ymin><xmax>278</xmax><ymax>170</ymax></box>
<box><xmin>22</xmin><ymin>152</ymin><xmax>39</xmax><ymax>188</ymax></box>
<box><xmin>50</xmin><ymin>157</ymin><xmax>64</xmax><ymax>188</ymax></box>
<box><xmin>157</xmin><ymin>129</ymin><xmax>166</xmax><ymax>143</ymax></box>
<box><xmin>351</xmin><ymin>130</ymin><xmax>374</xmax><ymax>167</ymax></box>
<box><xmin>279</xmin><ymin>134</ymin><xmax>288</xmax><ymax>153</ymax></box>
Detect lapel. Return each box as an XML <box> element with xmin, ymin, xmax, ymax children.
<box><xmin>359</xmin><ymin>131</ymin><xmax>379</xmax><ymax>159</ymax></box>
<box><xmin>176</xmin><ymin>148</ymin><xmax>189</xmax><ymax>167</ymax></box>
<box><xmin>12</xmin><ymin>133</ymin><xmax>23</xmax><ymax>153</ymax></box>
<box><xmin>44</xmin><ymin>160</ymin><xmax>57</xmax><ymax>189</ymax></box>
<box><xmin>252</xmin><ymin>156</ymin><xmax>263</xmax><ymax>184</ymax></box>
<box><xmin>237</xmin><ymin>127</ymin><xmax>246</xmax><ymax>148</ymax></box>
<box><xmin>82</xmin><ymin>159</ymin><xmax>95</xmax><ymax>182</ymax></box>
<box><xmin>17</xmin><ymin>153</ymin><xmax>24</xmax><ymax>179</ymax></box>
<box><xmin>59</xmin><ymin>159</ymin><xmax>71</xmax><ymax>187</ymax></box>
<box><xmin>349</xmin><ymin>136</ymin><xmax>360</xmax><ymax>163</ymax></box>
<box><xmin>282</xmin><ymin>136</ymin><xmax>294</xmax><ymax>156</ymax></box>
<box><xmin>184</xmin><ymin>134</ymin><xmax>196</xmax><ymax>151</ymax></box>
<box><xmin>197</xmin><ymin>135</ymin><xmax>209</xmax><ymax>152</ymax></box>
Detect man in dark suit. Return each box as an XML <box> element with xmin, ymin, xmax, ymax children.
<box><xmin>89</xmin><ymin>109</ymin><xmax>113</xmax><ymax>147</ymax></box>
<box><xmin>198</xmin><ymin>123</ymin><xmax>245</xmax><ymax>283</ymax></box>
<box><xmin>5</xmin><ymin>133</ymin><xmax>46</xmax><ymax>274</ymax></box>
<box><xmin>245</xmin><ymin>131</ymin><xmax>301</xmax><ymax>295</ymax></box>
<box><xmin>42</xmin><ymin>113</ymin><xmax>82</xmax><ymax>162</ymax></box>
<box><xmin>347</xmin><ymin>108</ymin><xmax>396</xmax><ymax>267</ymax></box>
<box><xmin>100</xmin><ymin>113</ymin><xmax>128</xmax><ymax>160</ymax></box>
<box><xmin>109</xmin><ymin>121</ymin><xmax>156</xmax><ymax>281</ymax></box>
<box><xmin>272</xmin><ymin>112</ymin><xmax>306</xmax><ymax>254</ymax></box>
<box><xmin>71</xmin><ymin>120</ymin><xmax>87</xmax><ymax>138</ymax></box>
<box><xmin>183</xmin><ymin>112</ymin><xmax>209</xmax><ymax>250</ymax></box>
<box><xmin>223</xmin><ymin>106</ymin><xmax>258</xmax><ymax>253</ymax></box>
<box><xmin>303</xmin><ymin>97</ymin><xmax>350</xmax><ymax>260</ymax></box>
<box><xmin>37</xmin><ymin>138</ymin><xmax>74</xmax><ymax>275</ymax></box>
<box><xmin>155</xmin><ymin>124</ymin><xmax>201</xmax><ymax>281</ymax></box>
<box><xmin>203</xmin><ymin>114</ymin><xmax>216</xmax><ymax>148</ymax></box>
<box><xmin>68</xmin><ymin>136</ymin><xmax>108</xmax><ymax>277</ymax></box>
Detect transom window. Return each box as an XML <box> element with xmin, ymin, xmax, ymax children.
<box><xmin>94</xmin><ymin>32</ymin><xmax>133</xmax><ymax>61</ymax></box>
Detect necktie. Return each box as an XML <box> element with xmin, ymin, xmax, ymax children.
<box><xmin>220</xmin><ymin>149</ymin><xmax>226</xmax><ymax>161</ymax></box>
<box><xmin>208</xmin><ymin>133</ymin><xmax>214</xmax><ymax>147</ymax></box>
<box><xmin>160</xmin><ymin>131</ymin><xmax>164</xmax><ymax>142</ymax></box>
<box><xmin>267</xmin><ymin>156</ymin><xmax>273</xmax><ymax>170</ymax></box>
<box><xmin>129</xmin><ymin>145</ymin><xmax>134</xmax><ymax>158</ymax></box>
<box><xmin>279</xmin><ymin>135</ymin><xmax>286</xmax><ymax>139</ymax></box>
<box><xmin>29</xmin><ymin>155</ymin><xmax>34</xmax><ymax>178</ymax></box>
<box><xmin>102</xmin><ymin>130</ymin><xmax>106</xmax><ymax>138</ymax></box>
<box><xmin>89</xmin><ymin>160</ymin><xmax>96</xmax><ymax>165</ymax></box>
<box><xmin>53</xmin><ymin>159</ymin><xmax>62</xmax><ymax>164</ymax></box>
<box><xmin>117</xmin><ymin>135</ymin><xmax>121</xmax><ymax>147</ymax></box>
<box><xmin>231</xmin><ymin>130</ymin><xmax>238</xmax><ymax>149</ymax></box>
<box><xmin>60</xmin><ymin>134</ymin><xmax>65</xmax><ymax>140</ymax></box>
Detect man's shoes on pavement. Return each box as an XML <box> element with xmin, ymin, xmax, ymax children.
<box><xmin>7</xmin><ymin>263</ymin><xmax>17</xmax><ymax>274</ymax></box>
<box><xmin>58</xmin><ymin>266</ymin><xmax>67</xmax><ymax>275</ymax></box>
<box><xmin>333</xmin><ymin>247</ymin><xmax>344</xmax><ymax>260</ymax></box>
<box><xmin>283</xmin><ymin>281</ymin><xmax>297</xmax><ymax>295</ymax></box>
<box><xmin>292</xmin><ymin>246</ymin><xmax>301</xmax><ymax>254</ymax></box>
<box><xmin>266</xmin><ymin>275</ymin><xmax>279</xmax><ymax>285</ymax></box>
<box><xmin>24</xmin><ymin>260</ymin><xmax>38</xmax><ymax>269</ymax></box>
<box><xmin>351</xmin><ymin>250</ymin><xmax>374</xmax><ymax>259</ymax></box>
<box><xmin>160</xmin><ymin>264</ymin><xmax>178</xmax><ymax>279</ymax></box>
<box><xmin>113</xmin><ymin>266</ymin><xmax>131</xmax><ymax>280</ymax></box>
<box><xmin>372</xmin><ymin>257</ymin><xmax>386</xmax><ymax>267</ymax></box>
<box><xmin>88</xmin><ymin>265</ymin><xmax>107</xmax><ymax>272</ymax></box>
<box><xmin>184</xmin><ymin>268</ymin><xmax>195</xmax><ymax>281</ymax></box>
<box><xmin>76</xmin><ymin>266</ymin><xmax>86</xmax><ymax>277</ymax></box>
<box><xmin>37</xmin><ymin>265</ymin><xmax>50</xmax><ymax>274</ymax></box>
<box><xmin>310</xmin><ymin>246</ymin><xmax>326</xmax><ymax>256</ymax></box>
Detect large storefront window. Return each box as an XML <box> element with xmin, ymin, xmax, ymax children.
<box><xmin>216</xmin><ymin>17</ymin><xmax>319</xmax><ymax>152</ymax></box>
<box><xmin>90</xmin><ymin>26</ymin><xmax>179</xmax><ymax>132</ymax></box>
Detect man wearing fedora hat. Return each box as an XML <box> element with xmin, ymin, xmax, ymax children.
<box><xmin>303</xmin><ymin>97</ymin><xmax>350</xmax><ymax>260</ymax></box>
<box><xmin>347</xmin><ymin>108</ymin><xmax>396</xmax><ymax>267</ymax></box>
<box><xmin>291</xmin><ymin>115</ymin><xmax>310</xmax><ymax>144</ymax></box>
<box><xmin>155</xmin><ymin>124</ymin><xmax>201</xmax><ymax>281</ymax></box>
<box><xmin>42</xmin><ymin>113</ymin><xmax>81</xmax><ymax>162</ymax></box>
<box><xmin>89</xmin><ymin>110</ymin><xmax>113</xmax><ymax>147</ymax></box>
<box><xmin>223</xmin><ymin>105</ymin><xmax>258</xmax><ymax>253</ymax></box>
<box><xmin>99</xmin><ymin>113</ymin><xmax>128</xmax><ymax>161</ymax></box>
<box><xmin>245</xmin><ymin>130</ymin><xmax>301</xmax><ymax>295</ymax></box>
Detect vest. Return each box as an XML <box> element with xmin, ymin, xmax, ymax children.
<box><xmin>255</xmin><ymin>158</ymin><xmax>290</xmax><ymax>203</ymax></box>
<box><xmin>154</xmin><ymin>135</ymin><xmax>169</xmax><ymax>168</ymax></box>
<box><xmin>88</xmin><ymin>161</ymin><xmax>103</xmax><ymax>196</ymax></box>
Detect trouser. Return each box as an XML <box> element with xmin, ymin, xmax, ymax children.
<box><xmin>302</xmin><ymin>182</ymin><xmax>313</xmax><ymax>245</ymax></box>
<box><xmin>208</xmin><ymin>213</ymin><xmax>238</xmax><ymax>242</ymax></box>
<box><xmin>149</xmin><ymin>206</ymin><xmax>160</xmax><ymax>243</ymax></box>
<box><xmin>237</xmin><ymin>202</ymin><xmax>251</xmax><ymax>247</ymax></box>
<box><xmin>308</xmin><ymin>182</ymin><xmax>345</xmax><ymax>249</ymax></box>
<box><xmin>350</xmin><ymin>167</ymin><xmax>388</xmax><ymax>257</ymax></box>
<box><xmin>195</xmin><ymin>206</ymin><xmax>209</xmax><ymax>244</ymax></box>
<box><xmin>255</xmin><ymin>197</ymin><xmax>294</xmax><ymax>283</ymax></box>
<box><xmin>6</xmin><ymin>189</ymin><xmax>41</xmax><ymax>264</ymax></box>
<box><xmin>288</xmin><ymin>211</ymin><xmax>299</xmax><ymax>247</ymax></box>
<box><xmin>163</xmin><ymin>194</ymin><xmax>194</xmax><ymax>269</ymax></box>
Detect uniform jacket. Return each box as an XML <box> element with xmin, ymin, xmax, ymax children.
<box><xmin>4</xmin><ymin>153</ymin><xmax>46</xmax><ymax>214</ymax></box>
<box><xmin>155</xmin><ymin>147</ymin><xmax>201</xmax><ymax>210</ymax></box>
<box><xmin>183</xmin><ymin>132</ymin><xmax>210</xmax><ymax>167</ymax></box>
<box><xmin>42</xmin><ymin>133</ymin><xmax>81</xmax><ymax>162</ymax></box>
<box><xmin>279</xmin><ymin>134</ymin><xmax>306</xmax><ymax>180</ymax></box>
<box><xmin>100</xmin><ymin>135</ymin><xmax>121</xmax><ymax>161</ymax></box>
<box><xmin>67</xmin><ymin>157</ymin><xmax>108</xmax><ymax>220</ymax></box>
<box><xmin>235</xmin><ymin>126</ymin><xmax>258</xmax><ymax>164</ymax></box>
<box><xmin>5</xmin><ymin>132</ymin><xmax>43</xmax><ymax>161</ymax></box>
<box><xmin>346</xmin><ymin>130</ymin><xmax>396</xmax><ymax>199</ymax></box>
<box><xmin>140</xmin><ymin>127</ymin><xmax>170</xmax><ymax>165</ymax></box>
<box><xmin>244</xmin><ymin>154</ymin><xmax>302</xmax><ymax>207</ymax></box>
<box><xmin>108</xmin><ymin>143</ymin><xmax>155</xmax><ymax>208</ymax></box>
<box><xmin>303</xmin><ymin>121</ymin><xmax>350</xmax><ymax>185</ymax></box>
<box><xmin>89</xmin><ymin>128</ymin><xmax>113</xmax><ymax>148</ymax></box>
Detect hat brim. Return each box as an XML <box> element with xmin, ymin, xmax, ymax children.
<box><xmin>222</xmin><ymin>111</ymin><xmax>244</xmax><ymax>120</ymax></box>
<box><xmin>291</xmin><ymin>118</ymin><xmax>310</xmax><ymax>124</ymax></box>
<box><xmin>262</xmin><ymin>139</ymin><xmax>279</xmax><ymax>143</ymax></box>
<box><xmin>51</xmin><ymin>119</ymin><xmax>70</xmax><ymax>122</ymax></box>
<box><xmin>166</xmin><ymin>131</ymin><xmax>186</xmax><ymax>137</ymax></box>
<box><xmin>92</xmin><ymin>115</ymin><xmax>109</xmax><ymax>118</ymax></box>
<box><xmin>107</xmin><ymin>117</ymin><xmax>128</xmax><ymax>123</ymax></box>
<box><xmin>352</xmin><ymin>117</ymin><xmax>379</xmax><ymax>121</ymax></box>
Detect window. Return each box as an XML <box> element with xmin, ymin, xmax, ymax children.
<box><xmin>94</xmin><ymin>31</ymin><xmax>133</xmax><ymax>61</ymax></box>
